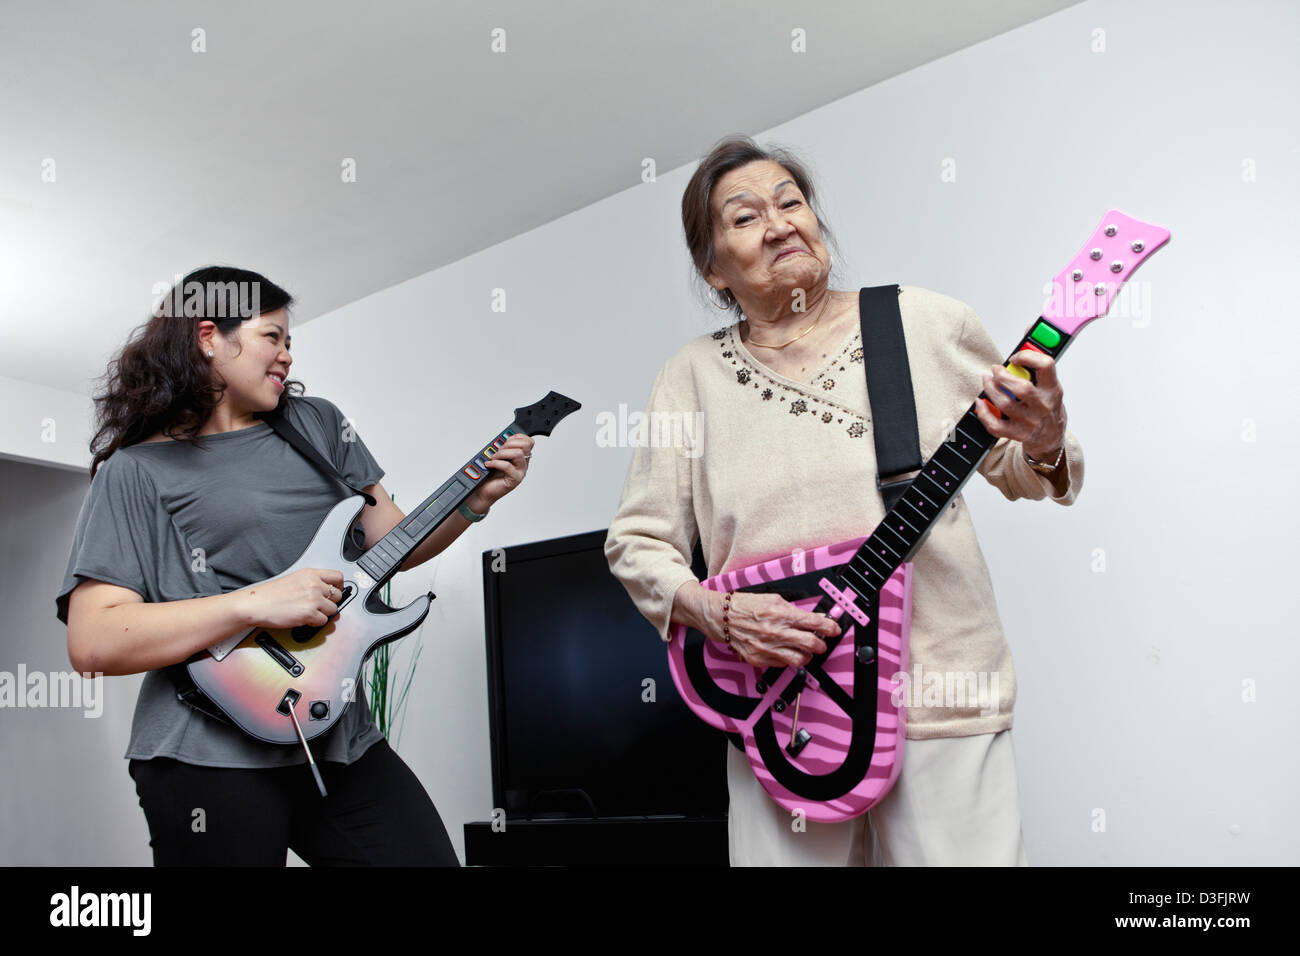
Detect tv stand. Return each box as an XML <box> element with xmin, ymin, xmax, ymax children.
<box><xmin>463</xmin><ymin>816</ymin><xmax>727</xmax><ymax>866</ymax></box>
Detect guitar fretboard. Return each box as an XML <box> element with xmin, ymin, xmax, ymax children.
<box><xmin>829</xmin><ymin>209</ymin><xmax>1170</xmax><ymax>608</ymax></box>
<box><xmin>349</xmin><ymin>389</ymin><xmax>581</xmax><ymax>586</ymax></box>
<box><xmin>835</xmin><ymin>318</ymin><xmax>1074</xmax><ymax>602</ymax></box>
<box><xmin>356</xmin><ymin>426</ymin><xmax>517</xmax><ymax>583</ymax></box>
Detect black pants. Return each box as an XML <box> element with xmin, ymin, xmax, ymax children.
<box><xmin>128</xmin><ymin>738</ymin><xmax>459</xmax><ymax>866</ymax></box>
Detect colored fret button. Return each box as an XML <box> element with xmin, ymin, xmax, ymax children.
<box><xmin>1006</xmin><ymin>363</ymin><xmax>1031</xmax><ymax>381</ymax></box>
<box><xmin>1019</xmin><ymin>341</ymin><xmax>1048</xmax><ymax>355</ymax></box>
<box><xmin>1029</xmin><ymin>321</ymin><xmax>1061</xmax><ymax>349</ymax></box>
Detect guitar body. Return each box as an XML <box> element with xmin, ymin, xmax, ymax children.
<box><xmin>665</xmin><ymin>210</ymin><xmax>1170</xmax><ymax>823</ymax></box>
<box><xmin>668</xmin><ymin>541</ymin><xmax>912</xmax><ymax>823</ymax></box>
<box><xmin>186</xmin><ymin>494</ymin><xmax>432</xmax><ymax>744</ymax></box>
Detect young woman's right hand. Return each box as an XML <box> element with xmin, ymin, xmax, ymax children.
<box><xmin>240</xmin><ymin>568</ymin><xmax>347</xmax><ymax>630</ymax></box>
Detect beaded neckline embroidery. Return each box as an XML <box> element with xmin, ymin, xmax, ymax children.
<box><xmin>713</xmin><ymin>325</ymin><xmax>871</xmax><ymax>438</ymax></box>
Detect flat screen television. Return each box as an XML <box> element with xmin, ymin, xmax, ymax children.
<box><xmin>481</xmin><ymin>529</ymin><xmax>727</xmax><ymax>819</ymax></box>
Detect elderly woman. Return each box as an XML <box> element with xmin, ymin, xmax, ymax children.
<box><xmin>605</xmin><ymin>137</ymin><xmax>1083</xmax><ymax>866</ymax></box>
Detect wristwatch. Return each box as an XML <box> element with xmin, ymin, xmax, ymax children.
<box><xmin>1023</xmin><ymin>445</ymin><xmax>1065</xmax><ymax>475</ymax></box>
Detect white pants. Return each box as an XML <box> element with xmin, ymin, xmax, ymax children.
<box><xmin>726</xmin><ymin>730</ymin><xmax>1029</xmax><ymax>866</ymax></box>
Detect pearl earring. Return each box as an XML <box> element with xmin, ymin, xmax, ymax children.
<box><xmin>206</xmin><ymin>350</ymin><xmax>214</xmax><ymax>358</ymax></box>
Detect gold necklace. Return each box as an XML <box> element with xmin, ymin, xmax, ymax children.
<box><xmin>746</xmin><ymin>293</ymin><xmax>834</xmax><ymax>350</ymax></box>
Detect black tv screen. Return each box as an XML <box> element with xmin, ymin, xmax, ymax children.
<box><xmin>482</xmin><ymin>529</ymin><xmax>727</xmax><ymax>819</ymax></box>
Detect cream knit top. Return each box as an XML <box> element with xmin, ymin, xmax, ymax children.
<box><xmin>604</xmin><ymin>285</ymin><xmax>1085</xmax><ymax>739</ymax></box>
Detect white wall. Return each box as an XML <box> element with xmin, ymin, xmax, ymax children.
<box><xmin>0</xmin><ymin>374</ymin><xmax>94</xmax><ymax>471</ymax></box>
<box><xmin>7</xmin><ymin>0</ymin><xmax>1296</xmax><ymax>865</ymax></box>
<box><xmin>0</xmin><ymin>458</ymin><xmax>152</xmax><ymax>865</ymax></box>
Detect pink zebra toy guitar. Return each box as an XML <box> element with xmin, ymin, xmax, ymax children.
<box><xmin>667</xmin><ymin>210</ymin><xmax>1170</xmax><ymax>823</ymax></box>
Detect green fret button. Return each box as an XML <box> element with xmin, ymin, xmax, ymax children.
<box><xmin>1029</xmin><ymin>321</ymin><xmax>1062</xmax><ymax>350</ymax></box>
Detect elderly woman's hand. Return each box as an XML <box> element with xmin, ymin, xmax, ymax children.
<box><xmin>974</xmin><ymin>349</ymin><xmax>1068</xmax><ymax>461</ymax></box>
<box><xmin>464</xmin><ymin>433</ymin><xmax>534</xmax><ymax>514</ymax></box>
<box><xmin>723</xmin><ymin>592</ymin><xmax>842</xmax><ymax>669</ymax></box>
<box><xmin>674</xmin><ymin>582</ymin><xmax>841</xmax><ymax>669</ymax></box>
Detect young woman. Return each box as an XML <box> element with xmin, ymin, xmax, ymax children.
<box><xmin>56</xmin><ymin>266</ymin><xmax>533</xmax><ymax>866</ymax></box>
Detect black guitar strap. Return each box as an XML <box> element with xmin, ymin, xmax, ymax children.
<box><xmin>166</xmin><ymin>399</ymin><xmax>376</xmax><ymax>726</ymax></box>
<box><xmin>257</xmin><ymin>404</ymin><xmax>378</xmax><ymax>506</ymax></box>
<box><xmin>859</xmin><ymin>285</ymin><xmax>922</xmax><ymax>511</ymax></box>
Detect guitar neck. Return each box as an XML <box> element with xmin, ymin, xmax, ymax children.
<box><xmin>349</xmin><ymin>389</ymin><xmax>580</xmax><ymax>587</ymax></box>
<box><xmin>355</xmin><ymin>423</ymin><xmax>519</xmax><ymax>585</ymax></box>
<box><xmin>834</xmin><ymin>208</ymin><xmax>1170</xmax><ymax>603</ymax></box>
<box><xmin>835</xmin><ymin>321</ymin><xmax>1074</xmax><ymax>602</ymax></box>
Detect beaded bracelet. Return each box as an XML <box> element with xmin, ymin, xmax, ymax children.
<box><xmin>721</xmin><ymin>590</ymin><xmax>735</xmax><ymax>643</ymax></box>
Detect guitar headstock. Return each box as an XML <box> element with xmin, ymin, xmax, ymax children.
<box><xmin>512</xmin><ymin>391</ymin><xmax>582</xmax><ymax>437</ymax></box>
<box><xmin>1046</xmin><ymin>209</ymin><xmax>1170</xmax><ymax>335</ymax></box>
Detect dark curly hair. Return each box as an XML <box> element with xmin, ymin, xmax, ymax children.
<box><xmin>88</xmin><ymin>266</ymin><xmax>303</xmax><ymax>477</ymax></box>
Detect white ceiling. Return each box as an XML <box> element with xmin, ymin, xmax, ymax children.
<box><xmin>0</xmin><ymin>0</ymin><xmax>1079</xmax><ymax>394</ymax></box>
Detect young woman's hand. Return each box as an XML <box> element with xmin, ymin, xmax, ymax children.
<box><xmin>464</xmin><ymin>434</ymin><xmax>535</xmax><ymax>514</ymax></box>
<box><xmin>239</xmin><ymin>568</ymin><xmax>347</xmax><ymax>630</ymax></box>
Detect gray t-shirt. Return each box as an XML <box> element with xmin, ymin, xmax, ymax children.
<box><xmin>55</xmin><ymin>395</ymin><xmax>389</xmax><ymax>768</ymax></box>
